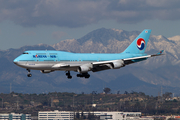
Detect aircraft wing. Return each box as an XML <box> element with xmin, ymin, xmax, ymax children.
<box><xmin>92</xmin><ymin>50</ymin><xmax>164</xmax><ymax>72</ymax></box>
<box><xmin>91</xmin><ymin>57</ymin><xmax>149</xmax><ymax>72</ymax></box>
<box><xmin>52</xmin><ymin>50</ymin><xmax>164</xmax><ymax>72</ymax></box>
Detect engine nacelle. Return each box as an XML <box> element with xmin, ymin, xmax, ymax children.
<box><xmin>112</xmin><ymin>60</ymin><xmax>124</xmax><ymax>69</ymax></box>
<box><xmin>77</xmin><ymin>64</ymin><xmax>93</xmax><ymax>73</ymax></box>
<box><xmin>40</xmin><ymin>70</ymin><xmax>54</xmax><ymax>73</ymax></box>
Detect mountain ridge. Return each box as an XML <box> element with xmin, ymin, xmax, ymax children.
<box><xmin>0</xmin><ymin>28</ymin><xmax>180</xmax><ymax>95</ymax></box>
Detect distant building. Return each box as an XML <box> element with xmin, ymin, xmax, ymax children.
<box><xmin>0</xmin><ymin>113</ymin><xmax>31</xmax><ymax>120</ymax></box>
<box><xmin>165</xmin><ymin>97</ymin><xmax>180</xmax><ymax>101</ymax></box>
<box><xmin>38</xmin><ymin>110</ymin><xmax>153</xmax><ymax>120</ymax></box>
<box><xmin>38</xmin><ymin>110</ymin><xmax>74</xmax><ymax>120</ymax></box>
<box><xmin>77</xmin><ymin>111</ymin><xmax>144</xmax><ymax>120</ymax></box>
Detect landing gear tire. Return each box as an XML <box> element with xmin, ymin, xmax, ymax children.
<box><xmin>85</xmin><ymin>74</ymin><xmax>90</xmax><ymax>79</ymax></box>
<box><xmin>27</xmin><ymin>74</ymin><xmax>32</xmax><ymax>77</ymax></box>
<box><xmin>66</xmin><ymin>71</ymin><xmax>72</xmax><ymax>79</ymax></box>
<box><xmin>77</xmin><ymin>73</ymin><xmax>90</xmax><ymax>78</ymax></box>
<box><xmin>77</xmin><ymin>74</ymin><xmax>82</xmax><ymax>77</ymax></box>
<box><xmin>68</xmin><ymin>76</ymin><xmax>72</xmax><ymax>79</ymax></box>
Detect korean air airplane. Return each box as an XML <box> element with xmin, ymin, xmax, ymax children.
<box><xmin>13</xmin><ymin>29</ymin><xmax>163</xmax><ymax>79</ymax></box>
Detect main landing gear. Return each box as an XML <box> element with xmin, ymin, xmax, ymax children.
<box><xmin>66</xmin><ymin>71</ymin><xmax>72</xmax><ymax>79</ymax></box>
<box><xmin>77</xmin><ymin>73</ymin><xmax>90</xmax><ymax>79</ymax></box>
<box><xmin>65</xmin><ymin>71</ymin><xmax>90</xmax><ymax>79</ymax></box>
<box><xmin>27</xmin><ymin>69</ymin><xmax>32</xmax><ymax>77</ymax></box>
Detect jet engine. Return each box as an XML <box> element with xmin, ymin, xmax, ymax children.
<box><xmin>111</xmin><ymin>60</ymin><xmax>124</xmax><ymax>69</ymax></box>
<box><xmin>77</xmin><ymin>64</ymin><xmax>93</xmax><ymax>73</ymax></box>
<box><xmin>40</xmin><ymin>70</ymin><xmax>54</xmax><ymax>73</ymax></box>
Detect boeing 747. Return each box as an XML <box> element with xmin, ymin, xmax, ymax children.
<box><xmin>13</xmin><ymin>29</ymin><xmax>163</xmax><ymax>79</ymax></box>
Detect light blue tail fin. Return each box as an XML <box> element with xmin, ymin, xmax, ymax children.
<box><xmin>123</xmin><ymin>29</ymin><xmax>151</xmax><ymax>54</ymax></box>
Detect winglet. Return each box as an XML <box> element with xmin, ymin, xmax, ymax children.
<box><xmin>157</xmin><ymin>50</ymin><xmax>164</xmax><ymax>55</ymax></box>
<box><xmin>151</xmin><ymin>50</ymin><xmax>164</xmax><ymax>57</ymax></box>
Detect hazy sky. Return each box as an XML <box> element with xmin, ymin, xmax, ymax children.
<box><xmin>1</xmin><ymin>0</ymin><xmax>180</xmax><ymax>50</ymax></box>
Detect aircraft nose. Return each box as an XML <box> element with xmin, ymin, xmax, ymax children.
<box><xmin>13</xmin><ymin>58</ymin><xmax>19</xmax><ymax>64</ymax></box>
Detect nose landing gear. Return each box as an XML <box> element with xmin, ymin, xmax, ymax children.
<box><xmin>27</xmin><ymin>69</ymin><xmax>32</xmax><ymax>77</ymax></box>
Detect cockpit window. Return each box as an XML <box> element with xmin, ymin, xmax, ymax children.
<box><xmin>23</xmin><ymin>52</ymin><xmax>29</xmax><ymax>54</ymax></box>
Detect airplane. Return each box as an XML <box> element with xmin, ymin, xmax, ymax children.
<box><xmin>13</xmin><ymin>29</ymin><xmax>164</xmax><ymax>79</ymax></box>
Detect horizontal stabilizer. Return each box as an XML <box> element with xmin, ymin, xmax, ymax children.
<box><xmin>151</xmin><ymin>50</ymin><xmax>164</xmax><ymax>57</ymax></box>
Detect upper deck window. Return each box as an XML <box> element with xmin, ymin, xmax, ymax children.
<box><xmin>49</xmin><ymin>53</ymin><xmax>57</xmax><ymax>55</ymax></box>
<box><xmin>23</xmin><ymin>52</ymin><xmax>29</xmax><ymax>54</ymax></box>
<box><xmin>37</xmin><ymin>53</ymin><xmax>46</xmax><ymax>55</ymax></box>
